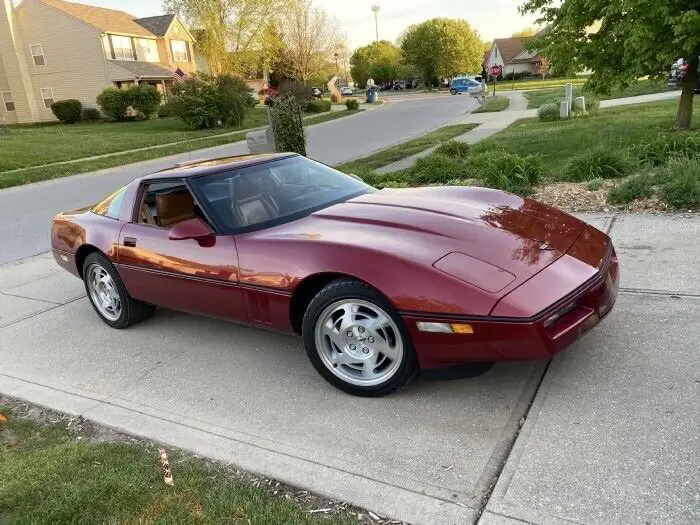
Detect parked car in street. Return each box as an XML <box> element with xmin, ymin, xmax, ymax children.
<box><xmin>450</xmin><ymin>77</ymin><xmax>482</xmax><ymax>95</ymax></box>
<box><xmin>51</xmin><ymin>153</ymin><xmax>619</xmax><ymax>397</ymax></box>
<box><xmin>248</xmin><ymin>89</ymin><xmax>260</xmax><ymax>105</ymax></box>
<box><xmin>667</xmin><ymin>58</ymin><xmax>700</xmax><ymax>92</ymax></box>
<box><xmin>310</xmin><ymin>87</ymin><xmax>323</xmax><ymax>99</ymax></box>
<box><xmin>393</xmin><ymin>80</ymin><xmax>406</xmax><ymax>90</ymax></box>
<box><xmin>340</xmin><ymin>86</ymin><xmax>354</xmax><ymax>96</ymax></box>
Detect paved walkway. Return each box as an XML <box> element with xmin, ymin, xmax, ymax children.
<box><xmin>1</xmin><ymin>213</ymin><xmax>697</xmax><ymax>525</ymax></box>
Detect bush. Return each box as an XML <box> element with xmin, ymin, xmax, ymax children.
<box><xmin>50</xmin><ymin>99</ymin><xmax>82</xmax><ymax>123</ymax></box>
<box><xmin>587</xmin><ymin>177</ymin><xmax>605</xmax><ymax>191</ymax></box>
<box><xmin>157</xmin><ymin>100</ymin><xmax>176</xmax><ymax>118</ymax></box>
<box><xmin>130</xmin><ymin>84</ymin><xmax>161</xmax><ymax>119</ymax></box>
<box><xmin>170</xmin><ymin>73</ymin><xmax>251</xmax><ymax>129</ymax></box>
<box><xmin>330</xmin><ymin>92</ymin><xmax>341</xmax><ymax>103</ymax></box>
<box><xmin>607</xmin><ymin>173</ymin><xmax>654</xmax><ymax>204</ymax></box>
<box><xmin>270</xmin><ymin>95</ymin><xmax>306</xmax><ymax>155</ymax></box>
<box><xmin>404</xmin><ymin>154</ymin><xmax>470</xmax><ymax>184</ymax></box>
<box><xmin>278</xmin><ymin>81</ymin><xmax>314</xmax><ymax>102</ymax></box>
<box><xmin>537</xmin><ymin>103</ymin><xmax>560</xmax><ymax>122</ymax></box>
<box><xmin>81</xmin><ymin>107</ymin><xmax>101</xmax><ymax>121</ymax></box>
<box><xmin>562</xmin><ymin>147</ymin><xmax>634</xmax><ymax>181</ymax></box>
<box><xmin>434</xmin><ymin>140</ymin><xmax>470</xmax><ymax>159</ymax></box>
<box><xmin>658</xmin><ymin>155</ymin><xmax>700</xmax><ymax>209</ymax></box>
<box><xmin>469</xmin><ymin>151</ymin><xmax>542</xmax><ymax>195</ymax></box>
<box><xmin>345</xmin><ymin>98</ymin><xmax>360</xmax><ymax>110</ymax></box>
<box><xmin>97</xmin><ymin>88</ymin><xmax>132</xmax><ymax>121</ymax></box>
<box><xmin>586</xmin><ymin>95</ymin><xmax>600</xmax><ymax>113</ymax></box>
<box><xmin>304</xmin><ymin>99</ymin><xmax>331</xmax><ymax>114</ymax></box>
<box><xmin>630</xmin><ymin>132</ymin><xmax>700</xmax><ymax>166</ymax></box>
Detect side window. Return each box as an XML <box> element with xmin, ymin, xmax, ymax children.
<box><xmin>93</xmin><ymin>185</ymin><xmax>127</xmax><ymax>219</ymax></box>
<box><xmin>138</xmin><ymin>181</ymin><xmax>204</xmax><ymax>228</ymax></box>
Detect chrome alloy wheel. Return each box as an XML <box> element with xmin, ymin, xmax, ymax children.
<box><xmin>86</xmin><ymin>263</ymin><xmax>122</xmax><ymax>322</ymax></box>
<box><xmin>314</xmin><ymin>299</ymin><xmax>404</xmax><ymax>387</ymax></box>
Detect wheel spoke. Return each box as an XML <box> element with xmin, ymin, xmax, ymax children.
<box><xmin>332</xmin><ymin>351</ymin><xmax>358</xmax><ymax>366</ymax></box>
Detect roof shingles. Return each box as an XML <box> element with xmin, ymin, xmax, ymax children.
<box><xmin>134</xmin><ymin>15</ymin><xmax>175</xmax><ymax>36</ymax></box>
<box><xmin>40</xmin><ymin>0</ymin><xmax>154</xmax><ymax>37</ymax></box>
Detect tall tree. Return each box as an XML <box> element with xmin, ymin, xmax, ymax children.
<box><xmin>350</xmin><ymin>41</ymin><xmax>404</xmax><ymax>86</ymax></box>
<box><xmin>512</xmin><ymin>27</ymin><xmax>538</xmax><ymax>37</ymax></box>
<box><xmin>276</xmin><ymin>0</ymin><xmax>345</xmax><ymax>83</ymax></box>
<box><xmin>400</xmin><ymin>18</ymin><xmax>483</xmax><ymax>87</ymax></box>
<box><xmin>163</xmin><ymin>0</ymin><xmax>283</xmax><ymax>75</ymax></box>
<box><xmin>519</xmin><ymin>0</ymin><xmax>700</xmax><ymax>130</ymax></box>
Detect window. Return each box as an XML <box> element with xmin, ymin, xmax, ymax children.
<box><xmin>40</xmin><ymin>88</ymin><xmax>54</xmax><ymax>109</ymax></box>
<box><xmin>93</xmin><ymin>185</ymin><xmax>128</xmax><ymax>219</ymax></box>
<box><xmin>110</xmin><ymin>35</ymin><xmax>134</xmax><ymax>60</ymax></box>
<box><xmin>30</xmin><ymin>44</ymin><xmax>45</xmax><ymax>66</ymax></box>
<box><xmin>2</xmin><ymin>92</ymin><xmax>15</xmax><ymax>112</ymax></box>
<box><xmin>170</xmin><ymin>40</ymin><xmax>189</xmax><ymax>62</ymax></box>
<box><xmin>193</xmin><ymin>156</ymin><xmax>371</xmax><ymax>232</ymax></box>
<box><xmin>138</xmin><ymin>38</ymin><xmax>159</xmax><ymax>62</ymax></box>
<box><xmin>138</xmin><ymin>181</ymin><xmax>204</xmax><ymax>228</ymax></box>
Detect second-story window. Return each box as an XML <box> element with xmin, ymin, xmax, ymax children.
<box><xmin>110</xmin><ymin>35</ymin><xmax>134</xmax><ymax>60</ymax></box>
<box><xmin>170</xmin><ymin>40</ymin><xmax>189</xmax><ymax>62</ymax></box>
<box><xmin>30</xmin><ymin>44</ymin><xmax>45</xmax><ymax>66</ymax></box>
<box><xmin>139</xmin><ymin>39</ymin><xmax>159</xmax><ymax>62</ymax></box>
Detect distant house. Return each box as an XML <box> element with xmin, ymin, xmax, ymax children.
<box><xmin>483</xmin><ymin>36</ymin><xmax>546</xmax><ymax>77</ymax></box>
<box><xmin>0</xmin><ymin>0</ymin><xmax>197</xmax><ymax>124</ymax></box>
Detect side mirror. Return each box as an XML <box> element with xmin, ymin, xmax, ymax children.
<box><xmin>168</xmin><ymin>217</ymin><xmax>214</xmax><ymax>243</ymax></box>
<box><xmin>348</xmin><ymin>173</ymin><xmax>363</xmax><ymax>182</ymax></box>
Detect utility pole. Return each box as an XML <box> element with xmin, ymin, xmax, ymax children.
<box><xmin>371</xmin><ymin>4</ymin><xmax>380</xmax><ymax>43</ymax></box>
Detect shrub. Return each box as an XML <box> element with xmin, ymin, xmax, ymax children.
<box><xmin>658</xmin><ymin>155</ymin><xmax>700</xmax><ymax>209</ymax></box>
<box><xmin>345</xmin><ymin>98</ymin><xmax>360</xmax><ymax>110</ymax></box>
<box><xmin>50</xmin><ymin>99</ymin><xmax>82</xmax><ymax>123</ymax></box>
<box><xmin>586</xmin><ymin>95</ymin><xmax>600</xmax><ymax>113</ymax></box>
<box><xmin>330</xmin><ymin>92</ymin><xmax>341</xmax><ymax>103</ymax></box>
<box><xmin>97</xmin><ymin>88</ymin><xmax>132</xmax><ymax>121</ymax></box>
<box><xmin>304</xmin><ymin>99</ymin><xmax>331</xmax><ymax>114</ymax></box>
<box><xmin>537</xmin><ymin>103</ymin><xmax>560</xmax><ymax>122</ymax></box>
<box><xmin>630</xmin><ymin>132</ymin><xmax>700</xmax><ymax>166</ymax></box>
<box><xmin>81</xmin><ymin>107</ymin><xmax>101</xmax><ymax>121</ymax></box>
<box><xmin>215</xmin><ymin>74</ymin><xmax>253</xmax><ymax>126</ymax></box>
<box><xmin>587</xmin><ymin>177</ymin><xmax>605</xmax><ymax>191</ymax></box>
<box><xmin>270</xmin><ymin>95</ymin><xmax>306</xmax><ymax>155</ymax></box>
<box><xmin>130</xmin><ymin>84</ymin><xmax>161</xmax><ymax>119</ymax></box>
<box><xmin>157</xmin><ymin>100</ymin><xmax>176</xmax><ymax>118</ymax></box>
<box><xmin>434</xmin><ymin>140</ymin><xmax>470</xmax><ymax>159</ymax></box>
<box><xmin>562</xmin><ymin>147</ymin><xmax>634</xmax><ymax>181</ymax></box>
<box><xmin>607</xmin><ymin>173</ymin><xmax>654</xmax><ymax>204</ymax></box>
<box><xmin>469</xmin><ymin>151</ymin><xmax>542</xmax><ymax>195</ymax></box>
<box><xmin>404</xmin><ymin>154</ymin><xmax>470</xmax><ymax>184</ymax></box>
<box><xmin>278</xmin><ymin>81</ymin><xmax>314</xmax><ymax>102</ymax></box>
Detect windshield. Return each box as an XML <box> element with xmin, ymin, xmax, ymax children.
<box><xmin>192</xmin><ymin>156</ymin><xmax>372</xmax><ymax>232</ymax></box>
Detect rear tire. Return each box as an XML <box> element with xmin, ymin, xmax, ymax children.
<box><xmin>82</xmin><ymin>252</ymin><xmax>154</xmax><ymax>329</ymax></box>
<box><xmin>302</xmin><ymin>279</ymin><xmax>417</xmax><ymax>397</ymax></box>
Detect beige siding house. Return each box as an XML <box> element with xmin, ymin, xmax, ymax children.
<box><xmin>0</xmin><ymin>0</ymin><xmax>197</xmax><ymax>124</ymax></box>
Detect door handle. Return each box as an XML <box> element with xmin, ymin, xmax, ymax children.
<box><xmin>123</xmin><ymin>237</ymin><xmax>137</xmax><ymax>247</ymax></box>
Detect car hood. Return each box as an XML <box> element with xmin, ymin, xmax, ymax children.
<box><xmin>300</xmin><ymin>186</ymin><xmax>586</xmax><ymax>287</ymax></box>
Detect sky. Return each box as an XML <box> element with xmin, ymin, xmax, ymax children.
<box><xmin>18</xmin><ymin>0</ymin><xmax>539</xmax><ymax>50</ymax></box>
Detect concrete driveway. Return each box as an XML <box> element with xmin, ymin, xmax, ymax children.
<box><xmin>1</xmin><ymin>212</ymin><xmax>697</xmax><ymax>525</ymax></box>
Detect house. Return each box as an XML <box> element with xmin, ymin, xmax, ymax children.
<box><xmin>0</xmin><ymin>0</ymin><xmax>197</xmax><ymax>124</ymax></box>
<box><xmin>484</xmin><ymin>36</ymin><xmax>546</xmax><ymax>77</ymax></box>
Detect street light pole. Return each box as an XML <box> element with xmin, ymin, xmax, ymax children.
<box><xmin>371</xmin><ymin>4</ymin><xmax>380</xmax><ymax>43</ymax></box>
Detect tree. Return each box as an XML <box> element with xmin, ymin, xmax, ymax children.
<box><xmin>276</xmin><ymin>0</ymin><xmax>345</xmax><ymax>84</ymax></box>
<box><xmin>164</xmin><ymin>0</ymin><xmax>283</xmax><ymax>75</ymax></box>
<box><xmin>536</xmin><ymin>57</ymin><xmax>551</xmax><ymax>80</ymax></box>
<box><xmin>512</xmin><ymin>27</ymin><xmax>538</xmax><ymax>37</ymax></box>
<box><xmin>350</xmin><ymin>41</ymin><xmax>404</xmax><ymax>86</ymax></box>
<box><xmin>519</xmin><ymin>0</ymin><xmax>700</xmax><ymax>130</ymax></box>
<box><xmin>400</xmin><ymin>18</ymin><xmax>483</xmax><ymax>87</ymax></box>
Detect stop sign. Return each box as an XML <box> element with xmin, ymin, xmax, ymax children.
<box><xmin>490</xmin><ymin>65</ymin><xmax>502</xmax><ymax>77</ymax></box>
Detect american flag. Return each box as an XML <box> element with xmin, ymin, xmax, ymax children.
<box><xmin>171</xmin><ymin>68</ymin><xmax>190</xmax><ymax>83</ymax></box>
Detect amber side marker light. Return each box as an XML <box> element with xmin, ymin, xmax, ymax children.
<box><xmin>416</xmin><ymin>322</ymin><xmax>474</xmax><ymax>334</ymax></box>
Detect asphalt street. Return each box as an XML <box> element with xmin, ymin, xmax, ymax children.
<box><xmin>0</xmin><ymin>95</ymin><xmax>476</xmax><ymax>265</ymax></box>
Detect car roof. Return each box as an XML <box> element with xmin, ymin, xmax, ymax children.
<box><xmin>142</xmin><ymin>152</ymin><xmax>299</xmax><ymax>180</ymax></box>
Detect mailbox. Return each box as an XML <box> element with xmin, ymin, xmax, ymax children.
<box><xmin>246</xmin><ymin>127</ymin><xmax>276</xmax><ymax>154</ymax></box>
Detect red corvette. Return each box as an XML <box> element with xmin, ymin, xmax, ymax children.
<box><xmin>51</xmin><ymin>153</ymin><xmax>619</xmax><ymax>396</ymax></box>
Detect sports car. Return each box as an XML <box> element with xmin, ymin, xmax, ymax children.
<box><xmin>51</xmin><ymin>153</ymin><xmax>619</xmax><ymax>396</ymax></box>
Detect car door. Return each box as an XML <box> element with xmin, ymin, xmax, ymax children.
<box><xmin>116</xmin><ymin>178</ymin><xmax>246</xmax><ymax>322</ymax></box>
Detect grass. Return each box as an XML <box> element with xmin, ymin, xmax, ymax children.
<box><xmin>0</xmin><ymin>109</ymin><xmax>362</xmax><ymax>189</ymax></box>
<box><xmin>335</xmin><ymin>123</ymin><xmax>477</xmax><ymax>174</ymax></box>
<box><xmin>524</xmin><ymin>79</ymin><xmax>674</xmax><ymax>109</ymax></box>
<box><xmin>0</xmin><ymin>403</ymin><xmax>354</xmax><ymax>525</ymax></box>
<box><xmin>494</xmin><ymin>76</ymin><xmax>588</xmax><ymax>92</ymax></box>
<box><xmin>476</xmin><ymin>98</ymin><xmax>700</xmax><ymax>178</ymax></box>
<box><xmin>473</xmin><ymin>96</ymin><xmax>509</xmax><ymax>113</ymax></box>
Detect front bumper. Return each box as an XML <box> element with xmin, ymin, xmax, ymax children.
<box><xmin>406</xmin><ymin>244</ymin><xmax>619</xmax><ymax>371</ymax></box>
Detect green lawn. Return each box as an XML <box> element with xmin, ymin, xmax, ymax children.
<box><xmin>0</xmin><ymin>404</ymin><xmax>354</xmax><ymax>525</ymax></box>
<box><xmin>0</xmin><ymin>109</ymin><xmax>362</xmax><ymax>189</ymax></box>
<box><xmin>524</xmin><ymin>79</ymin><xmax>676</xmax><ymax>109</ymax></box>
<box><xmin>336</xmin><ymin>123</ymin><xmax>478</xmax><ymax>174</ymax></box>
<box><xmin>479</xmin><ymin>98</ymin><xmax>699</xmax><ymax>177</ymax></box>
<box><xmin>473</xmin><ymin>96</ymin><xmax>509</xmax><ymax>113</ymax></box>
<box><xmin>494</xmin><ymin>76</ymin><xmax>588</xmax><ymax>92</ymax></box>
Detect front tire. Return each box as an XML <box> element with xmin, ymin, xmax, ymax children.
<box><xmin>302</xmin><ymin>279</ymin><xmax>417</xmax><ymax>397</ymax></box>
<box><xmin>82</xmin><ymin>252</ymin><xmax>154</xmax><ymax>329</ymax></box>
<box><xmin>450</xmin><ymin>88</ymin><xmax>458</xmax><ymax>95</ymax></box>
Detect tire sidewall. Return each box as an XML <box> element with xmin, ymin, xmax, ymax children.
<box><xmin>450</xmin><ymin>88</ymin><xmax>457</xmax><ymax>95</ymax></box>
<box><xmin>302</xmin><ymin>280</ymin><xmax>417</xmax><ymax>396</ymax></box>
<box><xmin>82</xmin><ymin>253</ymin><xmax>130</xmax><ymax>329</ymax></box>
